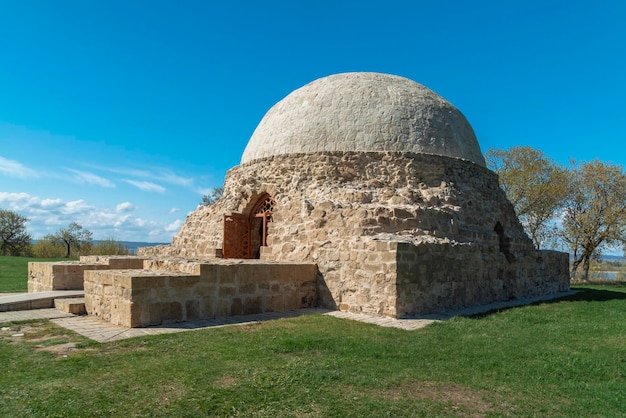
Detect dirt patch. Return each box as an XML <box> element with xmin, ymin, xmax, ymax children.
<box><xmin>1</xmin><ymin>324</ymin><xmax>41</xmax><ymax>335</ymax></box>
<box><xmin>37</xmin><ymin>342</ymin><xmax>80</xmax><ymax>357</ymax></box>
<box><xmin>214</xmin><ymin>375</ymin><xmax>238</xmax><ymax>388</ymax></box>
<box><xmin>1</xmin><ymin>324</ymin><xmax>47</xmax><ymax>342</ymax></box>
<box><xmin>364</xmin><ymin>380</ymin><xmax>508</xmax><ymax>417</ymax></box>
<box><xmin>1</xmin><ymin>320</ymin><xmax>89</xmax><ymax>357</ymax></box>
<box><xmin>27</xmin><ymin>334</ymin><xmax>63</xmax><ymax>343</ymax></box>
<box><xmin>158</xmin><ymin>383</ymin><xmax>185</xmax><ymax>405</ymax></box>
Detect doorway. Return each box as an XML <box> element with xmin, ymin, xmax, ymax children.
<box><xmin>222</xmin><ymin>193</ymin><xmax>276</xmax><ymax>259</ymax></box>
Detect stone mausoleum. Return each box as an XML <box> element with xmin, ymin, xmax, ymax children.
<box><xmin>29</xmin><ymin>72</ymin><xmax>570</xmax><ymax>327</ymax></box>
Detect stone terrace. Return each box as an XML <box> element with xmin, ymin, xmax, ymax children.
<box><xmin>28</xmin><ymin>256</ymin><xmax>318</xmax><ymax>328</ymax></box>
<box><xmin>84</xmin><ymin>258</ymin><xmax>317</xmax><ymax>327</ymax></box>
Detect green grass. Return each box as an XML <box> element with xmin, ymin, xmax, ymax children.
<box><xmin>1</xmin><ymin>283</ymin><xmax>625</xmax><ymax>417</ymax></box>
<box><xmin>0</xmin><ymin>256</ymin><xmax>68</xmax><ymax>293</ymax></box>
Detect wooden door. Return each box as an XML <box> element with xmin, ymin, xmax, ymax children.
<box><xmin>223</xmin><ymin>214</ymin><xmax>250</xmax><ymax>259</ymax></box>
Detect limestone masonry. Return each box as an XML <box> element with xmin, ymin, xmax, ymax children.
<box><xmin>29</xmin><ymin>72</ymin><xmax>570</xmax><ymax>326</ymax></box>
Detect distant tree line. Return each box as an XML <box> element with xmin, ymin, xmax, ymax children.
<box><xmin>487</xmin><ymin>146</ymin><xmax>626</xmax><ymax>281</ymax></box>
<box><xmin>0</xmin><ymin>214</ymin><xmax>130</xmax><ymax>258</ymax></box>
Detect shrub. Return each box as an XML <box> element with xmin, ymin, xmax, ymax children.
<box><xmin>88</xmin><ymin>238</ymin><xmax>130</xmax><ymax>256</ymax></box>
<box><xmin>31</xmin><ymin>239</ymin><xmax>65</xmax><ymax>258</ymax></box>
<box><xmin>31</xmin><ymin>237</ymin><xmax>130</xmax><ymax>257</ymax></box>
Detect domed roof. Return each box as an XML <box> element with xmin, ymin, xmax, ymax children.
<box><xmin>241</xmin><ymin>72</ymin><xmax>486</xmax><ymax>167</ymax></box>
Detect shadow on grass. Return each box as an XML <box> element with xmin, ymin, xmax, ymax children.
<box><xmin>468</xmin><ymin>283</ymin><xmax>626</xmax><ymax>319</ymax></box>
<box><xmin>564</xmin><ymin>284</ymin><xmax>626</xmax><ymax>302</ymax></box>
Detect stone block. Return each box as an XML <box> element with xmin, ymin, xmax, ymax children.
<box><xmin>148</xmin><ymin>302</ymin><xmax>183</xmax><ymax>325</ymax></box>
<box><xmin>186</xmin><ymin>300</ymin><xmax>200</xmax><ymax>320</ymax></box>
<box><xmin>219</xmin><ymin>286</ymin><xmax>236</xmax><ymax>297</ymax></box>
<box><xmin>230</xmin><ymin>298</ymin><xmax>243</xmax><ymax>315</ymax></box>
<box><xmin>243</xmin><ymin>296</ymin><xmax>262</xmax><ymax>315</ymax></box>
<box><xmin>239</xmin><ymin>283</ymin><xmax>257</xmax><ymax>294</ymax></box>
<box><xmin>170</xmin><ymin>276</ymin><xmax>200</xmax><ymax>289</ymax></box>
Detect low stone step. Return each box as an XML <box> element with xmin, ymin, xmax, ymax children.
<box><xmin>55</xmin><ymin>298</ymin><xmax>86</xmax><ymax>315</ymax></box>
<box><xmin>0</xmin><ymin>291</ymin><xmax>84</xmax><ymax>312</ymax></box>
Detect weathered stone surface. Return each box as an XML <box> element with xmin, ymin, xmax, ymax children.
<box><xmin>394</xmin><ymin>242</ymin><xmax>569</xmax><ymax>316</ymax></box>
<box><xmin>139</xmin><ymin>73</ymin><xmax>569</xmax><ymax>319</ymax></box>
<box><xmin>54</xmin><ymin>298</ymin><xmax>86</xmax><ymax>315</ymax></box>
<box><xmin>140</xmin><ymin>150</ymin><xmax>562</xmax><ymax>316</ymax></box>
<box><xmin>241</xmin><ymin>72</ymin><xmax>485</xmax><ymax>167</ymax></box>
<box><xmin>28</xmin><ymin>256</ymin><xmax>146</xmax><ymax>292</ymax></box>
<box><xmin>84</xmin><ymin>260</ymin><xmax>318</xmax><ymax>327</ymax></box>
<box><xmin>33</xmin><ymin>72</ymin><xmax>571</xmax><ymax>325</ymax></box>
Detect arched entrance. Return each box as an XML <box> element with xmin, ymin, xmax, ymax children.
<box><xmin>222</xmin><ymin>193</ymin><xmax>276</xmax><ymax>259</ymax></box>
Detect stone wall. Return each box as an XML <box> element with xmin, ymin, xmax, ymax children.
<box><xmin>395</xmin><ymin>241</ymin><xmax>570</xmax><ymax>316</ymax></box>
<box><xmin>84</xmin><ymin>260</ymin><xmax>318</xmax><ymax>327</ymax></box>
<box><xmin>262</xmin><ymin>237</ymin><xmax>400</xmax><ymax>316</ymax></box>
<box><xmin>140</xmin><ymin>151</ymin><xmax>531</xmax><ymax>260</ymax></box>
<box><xmin>28</xmin><ymin>257</ymin><xmax>145</xmax><ymax>292</ymax></box>
<box><xmin>139</xmin><ymin>151</ymin><xmax>549</xmax><ymax>316</ymax></box>
<box><xmin>80</xmin><ymin>256</ymin><xmax>146</xmax><ymax>269</ymax></box>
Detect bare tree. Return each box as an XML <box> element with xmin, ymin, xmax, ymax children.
<box><xmin>201</xmin><ymin>187</ymin><xmax>224</xmax><ymax>205</ymax></box>
<box><xmin>0</xmin><ymin>209</ymin><xmax>32</xmax><ymax>256</ymax></box>
<box><xmin>48</xmin><ymin>222</ymin><xmax>93</xmax><ymax>258</ymax></box>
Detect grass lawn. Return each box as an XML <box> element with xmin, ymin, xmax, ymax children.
<box><xmin>0</xmin><ymin>256</ymin><xmax>67</xmax><ymax>293</ymax></box>
<box><xmin>0</xmin><ymin>282</ymin><xmax>624</xmax><ymax>417</ymax></box>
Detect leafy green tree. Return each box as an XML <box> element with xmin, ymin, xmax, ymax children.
<box><xmin>0</xmin><ymin>209</ymin><xmax>32</xmax><ymax>256</ymax></box>
<box><xmin>48</xmin><ymin>222</ymin><xmax>93</xmax><ymax>258</ymax></box>
<box><xmin>201</xmin><ymin>187</ymin><xmax>224</xmax><ymax>205</ymax></box>
<box><xmin>561</xmin><ymin>160</ymin><xmax>626</xmax><ymax>281</ymax></box>
<box><xmin>486</xmin><ymin>146</ymin><xmax>568</xmax><ymax>249</ymax></box>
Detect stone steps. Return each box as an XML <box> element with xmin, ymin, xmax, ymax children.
<box><xmin>0</xmin><ymin>291</ymin><xmax>84</xmax><ymax>312</ymax></box>
<box><xmin>55</xmin><ymin>298</ymin><xmax>86</xmax><ymax>315</ymax></box>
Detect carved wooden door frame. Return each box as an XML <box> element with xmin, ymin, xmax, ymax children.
<box><xmin>222</xmin><ymin>194</ymin><xmax>276</xmax><ymax>259</ymax></box>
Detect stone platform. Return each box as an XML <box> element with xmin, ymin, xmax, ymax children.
<box><xmin>84</xmin><ymin>259</ymin><xmax>318</xmax><ymax>327</ymax></box>
<box><xmin>0</xmin><ymin>291</ymin><xmax>84</xmax><ymax>312</ymax></box>
<box><xmin>27</xmin><ymin>256</ymin><xmax>319</xmax><ymax>328</ymax></box>
<box><xmin>28</xmin><ymin>256</ymin><xmax>146</xmax><ymax>292</ymax></box>
<box><xmin>0</xmin><ymin>291</ymin><xmax>577</xmax><ymax>342</ymax></box>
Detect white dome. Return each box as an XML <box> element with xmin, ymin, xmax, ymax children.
<box><xmin>241</xmin><ymin>72</ymin><xmax>486</xmax><ymax>167</ymax></box>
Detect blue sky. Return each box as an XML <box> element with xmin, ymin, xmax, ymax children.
<box><xmin>1</xmin><ymin>0</ymin><xmax>624</xmax><ymax>242</ymax></box>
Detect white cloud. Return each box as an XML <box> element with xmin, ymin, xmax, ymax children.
<box><xmin>0</xmin><ymin>156</ymin><xmax>39</xmax><ymax>179</ymax></box>
<box><xmin>40</xmin><ymin>198</ymin><xmax>64</xmax><ymax>209</ymax></box>
<box><xmin>165</xmin><ymin>219</ymin><xmax>182</xmax><ymax>232</ymax></box>
<box><xmin>96</xmin><ymin>165</ymin><xmax>193</xmax><ymax>187</ymax></box>
<box><xmin>157</xmin><ymin>170</ymin><xmax>193</xmax><ymax>187</ymax></box>
<box><xmin>168</xmin><ymin>207</ymin><xmax>180</xmax><ymax>214</ymax></box>
<box><xmin>116</xmin><ymin>202</ymin><xmax>135</xmax><ymax>213</ymax></box>
<box><xmin>0</xmin><ymin>188</ymin><xmax>182</xmax><ymax>242</ymax></box>
<box><xmin>112</xmin><ymin>214</ymin><xmax>131</xmax><ymax>227</ymax></box>
<box><xmin>0</xmin><ymin>191</ymin><xmax>39</xmax><ymax>210</ymax></box>
<box><xmin>65</xmin><ymin>168</ymin><xmax>115</xmax><ymax>188</ymax></box>
<box><xmin>61</xmin><ymin>199</ymin><xmax>94</xmax><ymax>215</ymax></box>
<box><xmin>124</xmin><ymin>180</ymin><xmax>166</xmax><ymax>193</ymax></box>
<box><xmin>73</xmin><ymin>210</ymin><xmax>172</xmax><ymax>242</ymax></box>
